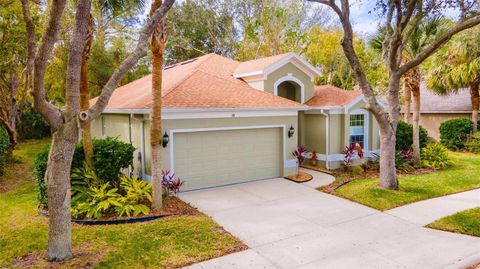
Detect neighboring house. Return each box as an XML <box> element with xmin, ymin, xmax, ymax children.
<box><xmin>402</xmin><ymin>86</ymin><xmax>473</xmax><ymax>141</ymax></box>
<box><xmin>90</xmin><ymin>53</ymin><xmax>380</xmax><ymax>191</ymax></box>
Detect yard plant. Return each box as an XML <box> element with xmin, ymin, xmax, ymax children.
<box><xmin>440</xmin><ymin>118</ymin><xmax>473</xmax><ymax>150</ymax></box>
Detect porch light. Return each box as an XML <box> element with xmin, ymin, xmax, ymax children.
<box><xmin>162</xmin><ymin>132</ymin><xmax>169</xmax><ymax>148</ymax></box>
<box><xmin>288</xmin><ymin>126</ymin><xmax>295</xmax><ymax>138</ymax></box>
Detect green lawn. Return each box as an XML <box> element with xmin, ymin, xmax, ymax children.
<box><xmin>0</xmin><ymin>140</ymin><xmax>244</xmax><ymax>268</ymax></box>
<box><xmin>428</xmin><ymin>207</ymin><xmax>480</xmax><ymax>237</ymax></box>
<box><xmin>331</xmin><ymin>152</ymin><xmax>480</xmax><ymax>211</ymax></box>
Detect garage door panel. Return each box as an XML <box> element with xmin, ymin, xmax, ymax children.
<box><xmin>174</xmin><ymin>128</ymin><xmax>282</xmax><ymax>191</ymax></box>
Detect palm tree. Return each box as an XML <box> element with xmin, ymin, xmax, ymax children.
<box><xmin>427</xmin><ymin>26</ymin><xmax>480</xmax><ymax>132</ymax></box>
<box><xmin>150</xmin><ymin>0</ymin><xmax>168</xmax><ymax>211</ymax></box>
<box><xmin>372</xmin><ymin>18</ymin><xmax>449</xmax><ymax>164</ymax></box>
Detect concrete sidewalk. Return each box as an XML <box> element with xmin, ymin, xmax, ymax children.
<box><xmin>180</xmin><ymin>177</ymin><xmax>480</xmax><ymax>269</ymax></box>
<box><xmin>386</xmin><ymin>188</ymin><xmax>480</xmax><ymax>226</ymax></box>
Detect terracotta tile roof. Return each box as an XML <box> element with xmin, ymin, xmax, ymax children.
<box><xmin>305</xmin><ymin>85</ymin><xmax>362</xmax><ymax>107</ymax></box>
<box><xmin>91</xmin><ymin>53</ymin><xmax>304</xmax><ymax>110</ymax></box>
<box><xmin>233</xmin><ymin>53</ymin><xmax>293</xmax><ymax>75</ymax></box>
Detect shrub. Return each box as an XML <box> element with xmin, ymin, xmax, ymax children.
<box><xmin>368</xmin><ymin>150</ymin><xmax>414</xmax><ymax>172</ymax></box>
<box><xmin>465</xmin><ymin>132</ymin><xmax>480</xmax><ymax>153</ymax></box>
<box><xmin>421</xmin><ymin>143</ymin><xmax>452</xmax><ymax>169</ymax></box>
<box><xmin>72</xmin><ymin>137</ymin><xmax>135</xmax><ymax>184</ymax></box>
<box><xmin>35</xmin><ymin>137</ymin><xmax>135</xmax><ymax>207</ymax></box>
<box><xmin>162</xmin><ymin>170</ymin><xmax>184</xmax><ymax>195</ymax></box>
<box><xmin>0</xmin><ymin>125</ymin><xmax>10</xmax><ymax>175</ymax></box>
<box><xmin>396</xmin><ymin>121</ymin><xmax>428</xmax><ymax>151</ymax></box>
<box><xmin>440</xmin><ymin>118</ymin><xmax>473</xmax><ymax>150</ymax></box>
<box><xmin>17</xmin><ymin>102</ymin><xmax>51</xmax><ymax>140</ymax></box>
<box><xmin>343</xmin><ymin>143</ymin><xmax>356</xmax><ymax>168</ymax></box>
<box><xmin>71</xmin><ymin>169</ymin><xmax>152</xmax><ymax>219</ymax></box>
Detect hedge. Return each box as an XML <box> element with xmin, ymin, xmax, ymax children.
<box><xmin>396</xmin><ymin>121</ymin><xmax>428</xmax><ymax>151</ymax></box>
<box><xmin>440</xmin><ymin>118</ymin><xmax>473</xmax><ymax>150</ymax></box>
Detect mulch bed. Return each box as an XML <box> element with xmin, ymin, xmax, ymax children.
<box><xmin>300</xmin><ymin>164</ymin><xmax>334</xmax><ymax>175</ymax></box>
<box><xmin>320</xmin><ymin>167</ymin><xmax>436</xmax><ymax>194</ymax></box>
<box><xmin>284</xmin><ymin>172</ymin><xmax>313</xmax><ymax>183</ymax></box>
<box><xmin>39</xmin><ymin>196</ymin><xmax>201</xmax><ymax>225</ymax></box>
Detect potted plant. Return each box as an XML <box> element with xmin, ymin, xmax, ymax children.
<box><xmin>310</xmin><ymin>151</ymin><xmax>318</xmax><ymax>166</ymax></box>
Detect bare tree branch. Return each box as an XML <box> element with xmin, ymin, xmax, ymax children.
<box><xmin>21</xmin><ymin>0</ymin><xmax>67</xmax><ymax>131</ymax></box>
<box><xmin>399</xmin><ymin>15</ymin><xmax>480</xmax><ymax>75</ymax></box>
<box><xmin>85</xmin><ymin>0</ymin><xmax>175</xmax><ymax>122</ymax></box>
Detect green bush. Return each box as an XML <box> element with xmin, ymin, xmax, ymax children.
<box><xmin>72</xmin><ymin>137</ymin><xmax>136</xmax><ymax>183</ymax></box>
<box><xmin>0</xmin><ymin>125</ymin><xmax>10</xmax><ymax>175</ymax></box>
<box><xmin>34</xmin><ymin>137</ymin><xmax>135</xmax><ymax>208</ymax></box>
<box><xmin>421</xmin><ymin>143</ymin><xmax>452</xmax><ymax>169</ymax></box>
<box><xmin>466</xmin><ymin>132</ymin><xmax>480</xmax><ymax>153</ymax></box>
<box><xmin>17</xmin><ymin>102</ymin><xmax>51</xmax><ymax>140</ymax></box>
<box><xmin>71</xmin><ymin>166</ymin><xmax>151</xmax><ymax>220</ymax></box>
<box><xmin>440</xmin><ymin>118</ymin><xmax>473</xmax><ymax>150</ymax></box>
<box><xmin>396</xmin><ymin>121</ymin><xmax>428</xmax><ymax>151</ymax></box>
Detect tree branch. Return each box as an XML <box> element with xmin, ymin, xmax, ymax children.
<box><xmin>85</xmin><ymin>0</ymin><xmax>175</xmax><ymax>122</ymax></box>
<box><xmin>399</xmin><ymin>15</ymin><xmax>480</xmax><ymax>75</ymax></box>
<box><xmin>21</xmin><ymin>0</ymin><xmax>67</xmax><ymax>131</ymax></box>
<box><xmin>65</xmin><ymin>0</ymin><xmax>92</xmax><ymax>113</ymax></box>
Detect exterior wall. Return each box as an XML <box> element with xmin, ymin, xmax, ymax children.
<box><xmin>92</xmin><ymin>114</ymin><xmax>299</xmax><ymax>179</ymax></box>
<box><xmin>418</xmin><ymin>113</ymin><xmax>471</xmax><ymax>141</ymax></box>
<box><xmin>329</xmin><ymin>114</ymin><xmax>345</xmax><ymax>154</ymax></box>
<box><xmin>264</xmin><ymin>63</ymin><xmax>314</xmax><ymax>101</ymax></box>
<box><xmin>303</xmin><ymin>114</ymin><xmax>326</xmax><ymax>154</ymax></box>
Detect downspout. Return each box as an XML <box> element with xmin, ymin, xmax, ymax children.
<box><xmin>319</xmin><ymin>109</ymin><xmax>330</xmax><ymax>170</ymax></box>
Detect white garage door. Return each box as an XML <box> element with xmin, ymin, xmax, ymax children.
<box><xmin>173</xmin><ymin>127</ymin><xmax>282</xmax><ymax>191</ymax></box>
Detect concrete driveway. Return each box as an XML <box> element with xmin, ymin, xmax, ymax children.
<box><xmin>180</xmin><ymin>178</ymin><xmax>480</xmax><ymax>269</ymax></box>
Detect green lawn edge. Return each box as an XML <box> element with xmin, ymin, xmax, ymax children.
<box><xmin>329</xmin><ymin>152</ymin><xmax>480</xmax><ymax>211</ymax></box>
<box><xmin>427</xmin><ymin>207</ymin><xmax>480</xmax><ymax>238</ymax></box>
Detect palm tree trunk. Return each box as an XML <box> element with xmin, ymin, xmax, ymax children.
<box><xmin>80</xmin><ymin>15</ymin><xmax>95</xmax><ymax>168</ymax></box>
<box><xmin>150</xmin><ymin>0</ymin><xmax>167</xmax><ymax>211</ymax></box>
<box><xmin>403</xmin><ymin>81</ymin><xmax>412</xmax><ymax>123</ymax></box>
<box><xmin>412</xmin><ymin>86</ymin><xmax>421</xmax><ymax>165</ymax></box>
<box><xmin>471</xmin><ymin>81</ymin><xmax>479</xmax><ymax>133</ymax></box>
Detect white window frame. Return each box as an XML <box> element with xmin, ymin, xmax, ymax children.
<box><xmin>349</xmin><ymin>109</ymin><xmax>369</xmax><ymax>151</ymax></box>
<box><xmin>273</xmin><ymin>74</ymin><xmax>305</xmax><ymax>103</ymax></box>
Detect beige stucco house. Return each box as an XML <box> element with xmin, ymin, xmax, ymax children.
<box><xmin>90</xmin><ymin>53</ymin><xmax>380</xmax><ymax>191</ymax></box>
<box><xmin>402</xmin><ymin>86</ymin><xmax>474</xmax><ymax>141</ymax></box>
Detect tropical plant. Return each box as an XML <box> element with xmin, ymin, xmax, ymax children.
<box><xmin>439</xmin><ymin>118</ymin><xmax>473</xmax><ymax>150</ymax></box>
<box><xmin>396</xmin><ymin>121</ymin><xmax>428</xmax><ymax>151</ymax></box>
<box><xmin>466</xmin><ymin>132</ymin><xmax>480</xmax><ymax>153</ymax></box>
<box><xmin>119</xmin><ymin>175</ymin><xmax>152</xmax><ymax>203</ymax></box>
<box><xmin>71</xmin><ymin>183</ymin><xmax>123</xmax><ymax>219</ymax></box>
<box><xmin>421</xmin><ymin>143</ymin><xmax>452</xmax><ymax>169</ymax></box>
<box><xmin>161</xmin><ymin>170</ymin><xmax>184</xmax><ymax>195</ymax></box>
<box><xmin>71</xmin><ymin>164</ymin><xmax>104</xmax><ymax>206</ymax></box>
<box><xmin>369</xmin><ymin>150</ymin><xmax>414</xmax><ymax>172</ymax></box>
<box><xmin>343</xmin><ymin>143</ymin><xmax>356</xmax><ymax>169</ymax></box>
<box><xmin>292</xmin><ymin>145</ymin><xmax>307</xmax><ymax>174</ymax></box>
<box><xmin>427</xmin><ymin>26</ymin><xmax>480</xmax><ymax>132</ymax></box>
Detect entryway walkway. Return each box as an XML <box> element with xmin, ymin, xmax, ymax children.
<box><xmin>180</xmin><ymin>176</ymin><xmax>480</xmax><ymax>269</ymax></box>
<box><xmin>386</xmin><ymin>188</ymin><xmax>480</xmax><ymax>226</ymax></box>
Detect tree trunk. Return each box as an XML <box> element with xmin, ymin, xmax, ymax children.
<box><xmin>470</xmin><ymin>81</ymin><xmax>479</xmax><ymax>133</ymax></box>
<box><xmin>46</xmin><ymin>118</ymin><xmax>78</xmax><ymax>261</ymax></box>
<box><xmin>412</xmin><ymin>86</ymin><xmax>421</xmax><ymax>165</ymax></box>
<box><xmin>410</xmin><ymin>66</ymin><xmax>422</xmax><ymax>165</ymax></box>
<box><xmin>403</xmin><ymin>81</ymin><xmax>412</xmax><ymax>123</ymax></box>
<box><xmin>150</xmin><ymin>0</ymin><xmax>167</xmax><ymax>211</ymax></box>
<box><xmin>80</xmin><ymin>16</ymin><xmax>95</xmax><ymax>168</ymax></box>
<box><xmin>379</xmin><ymin>121</ymin><xmax>398</xmax><ymax>189</ymax></box>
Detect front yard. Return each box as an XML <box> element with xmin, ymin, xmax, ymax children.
<box><xmin>427</xmin><ymin>207</ymin><xmax>480</xmax><ymax>237</ymax></box>
<box><xmin>0</xmin><ymin>140</ymin><xmax>245</xmax><ymax>268</ymax></box>
<box><xmin>330</xmin><ymin>152</ymin><xmax>480</xmax><ymax>211</ymax></box>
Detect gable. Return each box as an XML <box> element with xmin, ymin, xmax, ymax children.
<box><xmin>264</xmin><ymin>62</ymin><xmax>315</xmax><ymax>102</ymax></box>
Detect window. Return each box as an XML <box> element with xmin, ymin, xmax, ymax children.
<box><xmin>350</xmin><ymin>114</ymin><xmax>365</xmax><ymax>148</ymax></box>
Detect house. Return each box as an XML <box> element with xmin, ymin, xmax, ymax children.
<box><xmin>90</xmin><ymin>53</ymin><xmax>380</xmax><ymax>191</ymax></box>
<box><xmin>402</xmin><ymin>86</ymin><xmax>474</xmax><ymax>141</ymax></box>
